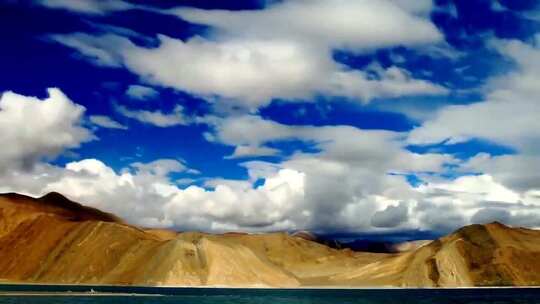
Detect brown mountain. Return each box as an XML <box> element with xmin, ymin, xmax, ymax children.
<box><xmin>1</xmin><ymin>192</ymin><xmax>539</xmax><ymax>287</ymax></box>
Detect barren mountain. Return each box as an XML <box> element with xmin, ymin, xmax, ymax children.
<box><xmin>0</xmin><ymin>192</ymin><xmax>539</xmax><ymax>287</ymax></box>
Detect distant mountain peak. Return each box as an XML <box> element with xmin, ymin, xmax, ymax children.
<box><xmin>0</xmin><ymin>191</ymin><xmax>122</xmax><ymax>224</ymax></box>
<box><xmin>1</xmin><ymin>191</ymin><xmax>540</xmax><ymax>287</ymax></box>
<box><xmin>39</xmin><ymin>191</ymin><xmax>70</xmax><ymax>202</ymax></box>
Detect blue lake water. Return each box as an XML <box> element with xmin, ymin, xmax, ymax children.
<box><xmin>1</xmin><ymin>284</ymin><xmax>539</xmax><ymax>303</ymax></box>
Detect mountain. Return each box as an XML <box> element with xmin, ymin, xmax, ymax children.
<box><xmin>1</xmin><ymin>192</ymin><xmax>539</xmax><ymax>287</ymax></box>
<box><xmin>292</xmin><ymin>231</ymin><xmax>430</xmax><ymax>253</ymax></box>
<box><xmin>328</xmin><ymin>222</ymin><xmax>540</xmax><ymax>287</ymax></box>
<box><xmin>326</xmin><ymin>238</ymin><xmax>431</xmax><ymax>253</ymax></box>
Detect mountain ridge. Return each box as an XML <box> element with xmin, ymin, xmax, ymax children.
<box><xmin>0</xmin><ymin>192</ymin><xmax>539</xmax><ymax>287</ymax></box>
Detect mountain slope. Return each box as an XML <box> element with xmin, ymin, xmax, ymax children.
<box><xmin>0</xmin><ymin>192</ymin><xmax>539</xmax><ymax>287</ymax></box>
<box><xmin>328</xmin><ymin>222</ymin><xmax>540</xmax><ymax>287</ymax></box>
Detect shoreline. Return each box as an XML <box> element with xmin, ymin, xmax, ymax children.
<box><xmin>1</xmin><ymin>283</ymin><xmax>539</xmax><ymax>298</ymax></box>
<box><xmin>0</xmin><ymin>292</ymin><xmax>161</xmax><ymax>297</ymax></box>
<box><xmin>0</xmin><ymin>282</ymin><xmax>539</xmax><ymax>290</ymax></box>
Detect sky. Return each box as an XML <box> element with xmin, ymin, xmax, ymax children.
<box><xmin>0</xmin><ymin>0</ymin><xmax>539</xmax><ymax>239</ymax></box>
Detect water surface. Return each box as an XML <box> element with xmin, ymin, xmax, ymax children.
<box><xmin>1</xmin><ymin>284</ymin><xmax>539</xmax><ymax>303</ymax></box>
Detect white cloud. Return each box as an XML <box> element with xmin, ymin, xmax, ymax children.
<box><xmin>208</xmin><ymin>114</ymin><xmax>455</xmax><ymax>172</ymax></box>
<box><xmin>172</xmin><ymin>0</ymin><xmax>441</xmax><ymax>50</ymax></box>
<box><xmin>105</xmin><ymin>35</ymin><xmax>447</xmax><ymax>107</ymax></box>
<box><xmin>6</xmin><ymin>2</ymin><xmax>540</xmax><ymax>234</ymax></box>
<box><xmin>50</xmin><ymin>33</ymin><xmax>128</xmax><ymax>67</ymax></box>
<box><xmin>0</xmin><ymin>88</ymin><xmax>94</xmax><ymax>171</ymax></box>
<box><xmin>207</xmin><ymin>115</ymin><xmax>295</xmax><ymax>146</ymax></box>
<box><xmin>130</xmin><ymin>159</ymin><xmax>188</xmax><ymax>177</ymax></box>
<box><xmin>462</xmin><ymin>153</ymin><xmax>540</xmax><ymax>193</ymax></box>
<box><xmin>50</xmin><ymin>0</ymin><xmax>446</xmax><ymax>110</ymax></box>
<box><xmin>418</xmin><ymin>174</ymin><xmax>521</xmax><ymax>204</ymax></box>
<box><xmin>122</xmin><ymin>37</ymin><xmax>326</xmax><ymax>108</ymax></box>
<box><xmin>89</xmin><ymin>115</ymin><xmax>127</xmax><ymax>130</ymax></box>
<box><xmin>406</xmin><ymin>37</ymin><xmax>540</xmax><ymax>205</ymax></box>
<box><xmin>371</xmin><ymin>201</ymin><xmax>409</xmax><ymax>228</ymax></box>
<box><xmin>408</xmin><ymin>38</ymin><xmax>540</xmax><ymax>154</ymax></box>
<box><xmin>194</xmin><ymin>113</ymin><xmax>537</xmax><ymax>232</ymax></box>
<box><xmin>225</xmin><ymin>145</ymin><xmax>281</xmax><ymax>159</ymax></box>
<box><xmin>327</xmin><ymin>64</ymin><xmax>447</xmax><ymax>103</ymax></box>
<box><xmin>36</xmin><ymin>0</ymin><xmax>135</xmax><ymax>15</ymax></box>
<box><xmin>0</xmin><ymin>101</ymin><xmax>466</xmax><ymax>233</ymax></box>
<box><xmin>471</xmin><ymin>207</ymin><xmax>511</xmax><ymax>224</ymax></box>
<box><xmin>413</xmin><ymin>173</ymin><xmax>540</xmax><ymax>231</ymax></box>
<box><xmin>125</xmin><ymin>85</ymin><xmax>159</xmax><ymax>100</ymax></box>
<box><xmin>390</xmin><ymin>0</ymin><xmax>433</xmax><ymax>15</ymax></box>
<box><xmin>116</xmin><ymin>104</ymin><xmax>188</xmax><ymax>127</ymax></box>
<box><xmin>0</xmin><ymin>158</ymin><xmax>306</xmax><ymax>231</ymax></box>
<box><xmin>0</xmin><ymin>138</ymin><xmax>537</xmax><ymax>233</ymax></box>
<box><xmin>199</xmin><ymin>114</ymin><xmax>461</xmax><ymax>231</ymax></box>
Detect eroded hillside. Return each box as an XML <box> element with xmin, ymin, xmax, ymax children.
<box><xmin>1</xmin><ymin>192</ymin><xmax>539</xmax><ymax>287</ymax></box>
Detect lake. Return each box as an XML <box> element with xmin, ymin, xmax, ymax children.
<box><xmin>1</xmin><ymin>284</ymin><xmax>539</xmax><ymax>303</ymax></box>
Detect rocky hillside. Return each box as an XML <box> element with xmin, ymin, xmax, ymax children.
<box><xmin>0</xmin><ymin>192</ymin><xmax>539</xmax><ymax>287</ymax></box>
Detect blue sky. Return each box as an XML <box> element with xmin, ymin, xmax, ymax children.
<box><xmin>0</xmin><ymin>0</ymin><xmax>539</xmax><ymax>238</ymax></box>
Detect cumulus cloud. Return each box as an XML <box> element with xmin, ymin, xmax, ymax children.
<box><xmin>5</xmin><ymin>154</ymin><xmax>536</xmax><ymax>234</ymax></box>
<box><xmin>49</xmin><ymin>0</ymin><xmax>446</xmax><ymax>110</ymax></box>
<box><xmin>193</xmin><ymin>112</ymin><xmax>540</xmax><ymax>232</ymax></box>
<box><xmin>0</xmin><ymin>112</ymin><xmax>538</xmax><ymax>233</ymax></box>
<box><xmin>0</xmin><ymin>158</ymin><xmax>306</xmax><ymax>231</ymax></box>
<box><xmin>471</xmin><ymin>208</ymin><xmax>511</xmax><ymax>225</ymax></box>
<box><xmin>225</xmin><ymin>145</ymin><xmax>281</xmax><ymax>159</ymax></box>
<box><xmin>412</xmin><ymin>173</ymin><xmax>540</xmax><ymax>232</ymax></box>
<box><xmin>199</xmin><ymin>114</ymin><xmax>460</xmax><ymax>231</ymax></box>
<box><xmin>89</xmin><ymin>115</ymin><xmax>127</xmax><ymax>130</ymax></box>
<box><xmin>207</xmin><ymin>114</ymin><xmax>455</xmax><ymax>172</ymax></box>
<box><xmin>5</xmin><ymin>2</ymin><xmax>539</xmax><ymax>234</ymax></box>
<box><xmin>116</xmin><ymin>104</ymin><xmax>188</xmax><ymax>127</ymax></box>
<box><xmin>172</xmin><ymin>0</ymin><xmax>441</xmax><ymax>50</ymax></box>
<box><xmin>371</xmin><ymin>202</ymin><xmax>409</xmax><ymax>228</ymax></box>
<box><xmin>414</xmin><ymin>200</ymin><xmax>468</xmax><ymax>233</ymax></box>
<box><xmin>52</xmin><ymin>34</ymin><xmax>446</xmax><ymax>110</ymax></box>
<box><xmin>130</xmin><ymin>159</ymin><xmax>187</xmax><ymax>177</ymax></box>
<box><xmin>125</xmin><ymin>85</ymin><xmax>159</xmax><ymax>100</ymax></box>
<box><xmin>407</xmin><ymin>37</ymin><xmax>540</xmax><ymax>204</ymax></box>
<box><xmin>408</xmin><ymin>38</ymin><xmax>540</xmax><ymax>154</ymax></box>
<box><xmin>418</xmin><ymin>174</ymin><xmax>521</xmax><ymax>204</ymax></box>
<box><xmin>462</xmin><ymin>153</ymin><xmax>540</xmax><ymax>193</ymax></box>
<box><xmin>0</xmin><ymin>99</ymin><xmax>467</xmax><ymax>233</ymax></box>
<box><xmin>0</xmin><ymin>88</ymin><xmax>94</xmax><ymax>171</ymax></box>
